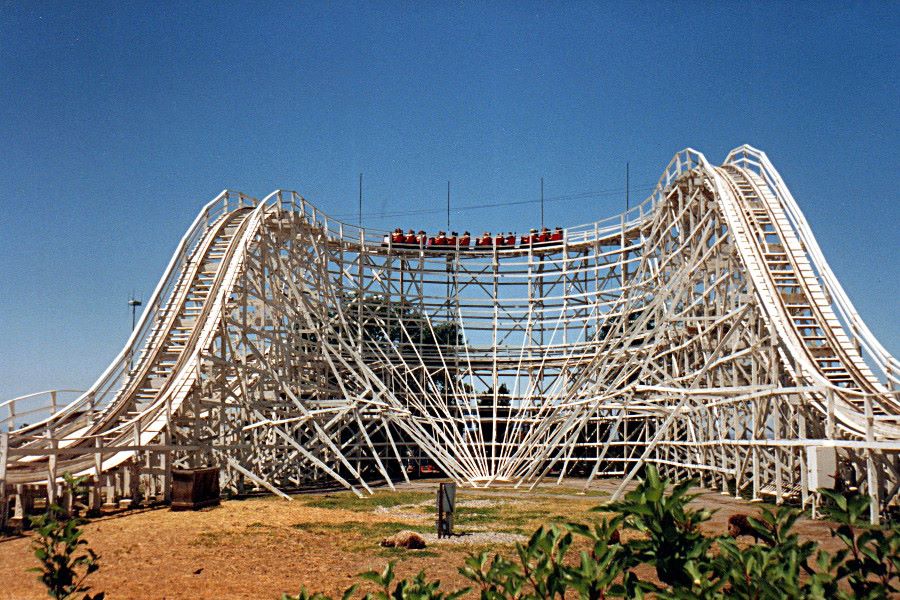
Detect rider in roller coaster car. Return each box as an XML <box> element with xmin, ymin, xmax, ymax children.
<box><xmin>536</xmin><ymin>227</ymin><xmax>551</xmax><ymax>246</ymax></box>
<box><xmin>551</xmin><ymin>226</ymin><xmax>563</xmax><ymax>243</ymax></box>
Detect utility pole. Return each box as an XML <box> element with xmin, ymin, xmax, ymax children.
<box><xmin>447</xmin><ymin>181</ymin><xmax>450</xmax><ymax>230</ymax></box>
<box><xmin>540</xmin><ymin>177</ymin><xmax>544</xmax><ymax>229</ymax></box>
<box><xmin>358</xmin><ymin>173</ymin><xmax>363</xmax><ymax>229</ymax></box>
<box><xmin>626</xmin><ymin>162</ymin><xmax>630</xmax><ymax>212</ymax></box>
<box><xmin>128</xmin><ymin>295</ymin><xmax>142</xmax><ymax>373</ymax></box>
<box><xmin>128</xmin><ymin>296</ymin><xmax>142</xmax><ymax>331</ymax></box>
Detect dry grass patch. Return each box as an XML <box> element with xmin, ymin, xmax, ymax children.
<box><xmin>0</xmin><ymin>483</ymin><xmax>848</xmax><ymax>599</ymax></box>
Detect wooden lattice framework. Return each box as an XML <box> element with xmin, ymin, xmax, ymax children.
<box><xmin>2</xmin><ymin>145</ymin><xmax>898</xmax><ymax>524</ymax></box>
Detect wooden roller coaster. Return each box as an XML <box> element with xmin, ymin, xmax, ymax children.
<box><xmin>2</xmin><ymin>145</ymin><xmax>897</xmax><ymax>525</ymax></box>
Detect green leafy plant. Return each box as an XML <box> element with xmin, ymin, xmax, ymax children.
<box><xmin>29</xmin><ymin>473</ymin><xmax>104</xmax><ymax>600</ymax></box>
<box><xmin>818</xmin><ymin>488</ymin><xmax>899</xmax><ymax>599</ymax></box>
<box><xmin>359</xmin><ymin>561</ymin><xmax>468</xmax><ymax>600</ymax></box>
<box><xmin>562</xmin><ymin>515</ymin><xmax>647</xmax><ymax>599</ymax></box>
<box><xmin>282</xmin><ymin>588</ymin><xmax>350</xmax><ymax>600</ymax></box>
<box><xmin>712</xmin><ymin>506</ymin><xmax>831</xmax><ymax>600</ymax></box>
<box><xmin>604</xmin><ymin>465</ymin><xmax>714</xmax><ymax>589</ymax></box>
<box><xmin>460</xmin><ymin>525</ymin><xmax>574</xmax><ymax>599</ymax></box>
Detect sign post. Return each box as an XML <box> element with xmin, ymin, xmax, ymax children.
<box><xmin>436</xmin><ymin>482</ymin><xmax>456</xmax><ymax>538</ymax></box>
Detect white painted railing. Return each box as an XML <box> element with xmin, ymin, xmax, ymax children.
<box><xmin>2</xmin><ymin>191</ymin><xmax>256</xmax><ymax>434</ymax></box>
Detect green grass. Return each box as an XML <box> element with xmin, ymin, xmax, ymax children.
<box><xmin>453</xmin><ymin>506</ymin><xmax>502</xmax><ymax>525</ymax></box>
<box><xmin>452</xmin><ymin>507</ymin><xmax>574</xmax><ymax>534</ymax></box>
<box><xmin>533</xmin><ymin>486</ymin><xmax>609</xmax><ymax>497</ymax></box>
<box><xmin>187</xmin><ymin>491</ymin><xmax>601</xmax><ymax>557</ymax></box>
<box><xmin>291</xmin><ymin>520</ymin><xmax>432</xmax><ymax>537</ymax></box>
<box><xmin>298</xmin><ymin>488</ymin><xmax>603</xmax><ymax>537</ymax></box>
<box><xmin>192</xmin><ymin>530</ymin><xmax>235</xmax><ymax>546</ymax></box>
<box><xmin>302</xmin><ymin>490</ymin><xmax>432</xmax><ymax>511</ymax></box>
<box><xmin>290</xmin><ymin>520</ymin><xmax>440</xmax><ymax>554</ymax></box>
<box><xmin>376</xmin><ymin>546</ymin><xmax>440</xmax><ymax>559</ymax></box>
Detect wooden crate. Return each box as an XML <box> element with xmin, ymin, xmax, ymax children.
<box><xmin>170</xmin><ymin>467</ymin><xmax>220</xmax><ymax>511</ymax></box>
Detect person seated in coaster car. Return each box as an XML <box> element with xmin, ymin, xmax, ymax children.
<box><xmin>403</xmin><ymin>229</ymin><xmax>417</xmax><ymax>245</ymax></box>
<box><xmin>505</xmin><ymin>232</ymin><xmax>516</xmax><ymax>247</ymax></box>
<box><xmin>494</xmin><ymin>232</ymin><xmax>505</xmax><ymax>247</ymax></box>
<box><xmin>391</xmin><ymin>228</ymin><xmax>405</xmax><ymax>245</ymax></box>
<box><xmin>522</xmin><ymin>228</ymin><xmax>538</xmax><ymax>247</ymax></box>
<box><xmin>551</xmin><ymin>226</ymin><xmax>564</xmax><ymax>243</ymax></box>
<box><xmin>476</xmin><ymin>232</ymin><xmax>493</xmax><ymax>248</ymax></box>
<box><xmin>416</xmin><ymin>230</ymin><xmax>428</xmax><ymax>246</ymax></box>
<box><xmin>459</xmin><ymin>231</ymin><xmax>471</xmax><ymax>249</ymax></box>
<box><xmin>536</xmin><ymin>226</ymin><xmax>551</xmax><ymax>246</ymax></box>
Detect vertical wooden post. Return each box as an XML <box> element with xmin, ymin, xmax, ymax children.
<box><xmin>0</xmin><ymin>432</ymin><xmax>8</xmax><ymax>531</ymax></box>
<box><xmin>162</xmin><ymin>428</ymin><xmax>172</xmax><ymax>503</ymax></box>
<box><xmin>90</xmin><ymin>437</ymin><xmax>103</xmax><ymax>514</ymax></box>
<box><xmin>105</xmin><ymin>472</ymin><xmax>115</xmax><ymax>508</ymax></box>
<box><xmin>798</xmin><ymin>410</ymin><xmax>808</xmax><ymax>508</ymax></box>
<box><xmin>7</xmin><ymin>399</ymin><xmax>15</xmax><ymax>432</ymax></box>
<box><xmin>825</xmin><ymin>389</ymin><xmax>836</xmax><ymax>439</ymax></box>
<box><xmin>751</xmin><ymin>359</ymin><xmax>761</xmax><ymax>501</ymax></box>
<box><xmin>14</xmin><ymin>485</ymin><xmax>34</xmax><ymax>523</ymax></box>
<box><xmin>47</xmin><ymin>424</ymin><xmax>57</xmax><ymax>506</ymax></box>
<box><xmin>130</xmin><ymin>421</ymin><xmax>141</xmax><ymax>507</ymax></box>
<box><xmin>774</xmin><ymin>401</ymin><xmax>783</xmax><ymax>505</ymax></box>
<box><xmin>864</xmin><ymin>394</ymin><xmax>879</xmax><ymax>525</ymax></box>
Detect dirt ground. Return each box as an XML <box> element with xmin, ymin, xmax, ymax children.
<box><xmin>0</xmin><ymin>478</ymin><xmax>847</xmax><ymax>599</ymax></box>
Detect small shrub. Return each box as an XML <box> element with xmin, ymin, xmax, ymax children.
<box><xmin>283</xmin><ymin>563</ymin><xmax>467</xmax><ymax>600</ymax></box>
<box><xmin>360</xmin><ymin>562</ymin><xmax>468</xmax><ymax>600</ymax></box>
<box><xmin>29</xmin><ymin>473</ymin><xmax>104</xmax><ymax>600</ymax></box>
<box><xmin>818</xmin><ymin>488</ymin><xmax>899</xmax><ymax>599</ymax></box>
<box><xmin>604</xmin><ymin>465</ymin><xmax>715</xmax><ymax>589</ymax></box>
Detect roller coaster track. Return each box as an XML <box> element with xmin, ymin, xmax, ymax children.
<box><xmin>3</xmin><ymin>194</ymin><xmax>256</xmax><ymax>483</ymax></box>
<box><xmin>2</xmin><ymin>145</ymin><xmax>897</xmax><ymax>523</ymax></box>
<box><xmin>715</xmin><ymin>168</ymin><xmax>894</xmax><ymax>426</ymax></box>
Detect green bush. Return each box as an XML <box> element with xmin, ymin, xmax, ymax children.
<box><xmin>604</xmin><ymin>466</ymin><xmax>714</xmax><ymax>590</ymax></box>
<box><xmin>29</xmin><ymin>473</ymin><xmax>104</xmax><ymax>600</ymax></box>
<box><xmin>282</xmin><ymin>562</ymin><xmax>467</xmax><ymax>600</ymax></box>
<box><xmin>818</xmin><ymin>488</ymin><xmax>900</xmax><ymax>599</ymax></box>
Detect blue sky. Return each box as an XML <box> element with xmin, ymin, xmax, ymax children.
<box><xmin>0</xmin><ymin>1</ymin><xmax>897</xmax><ymax>400</ymax></box>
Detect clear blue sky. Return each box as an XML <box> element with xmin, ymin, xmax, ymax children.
<box><xmin>1</xmin><ymin>1</ymin><xmax>897</xmax><ymax>400</ymax></box>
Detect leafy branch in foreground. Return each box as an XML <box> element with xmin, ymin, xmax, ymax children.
<box><xmin>29</xmin><ymin>473</ymin><xmax>104</xmax><ymax>600</ymax></box>
<box><xmin>604</xmin><ymin>466</ymin><xmax>714</xmax><ymax>589</ymax></box>
<box><xmin>818</xmin><ymin>488</ymin><xmax>900</xmax><ymax>600</ymax></box>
